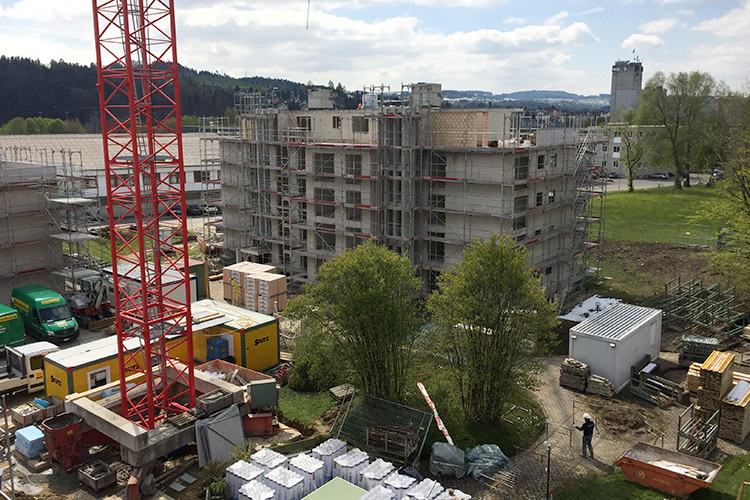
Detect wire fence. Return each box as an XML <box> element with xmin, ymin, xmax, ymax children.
<box><xmin>600</xmin><ymin>222</ymin><xmax>721</xmax><ymax>249</ymax></box>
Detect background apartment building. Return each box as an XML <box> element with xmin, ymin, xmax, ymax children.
<box><xmin>218</xmin><ymin>84</ymin><xmax>604</xmax><ymax>301</ymax></box>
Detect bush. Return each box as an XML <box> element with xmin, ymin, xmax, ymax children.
<box><xmin>288</xmin><ymin>324</ymin><xmax>346</xmax><ymax>392</ymax></box>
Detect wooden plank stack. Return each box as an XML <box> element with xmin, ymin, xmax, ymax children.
<box><xmin>586</xmin><ymin>374</ymin><xmax>615</xmax><ymax>398</ymax></box>
<box><xmin>560</xmin><ymin>358</ymin><xmax>589</xmax><ymax>392</ymax></box>
<box><xmin>687</xmin><ymin>362</ymin><xmax>750</xmax><ymax>393</ymax></box>
<box><xmin>222</xmin><ymin>262</ymin><xmax>288</xmax><ymax>314</ymax></box>
<box><xmin>696</xmin><ymin>351</ymin><xmax>735</xmax><ymax>422</ymax></box>
<box><xmin>719</xmin><ymin>380</ymin><xmax>750</xmax><ymax>444</ymax></box>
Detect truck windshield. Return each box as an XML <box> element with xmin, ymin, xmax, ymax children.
<box><xmin>38</xmin><ymin>304</ymin><xmax>72</xmax><ymax>323</ymax></box>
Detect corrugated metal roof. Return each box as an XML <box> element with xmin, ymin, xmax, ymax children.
<box><xmin>191</xmin><ymin>299</ymin><xmax>276</xmax><ymax>331</ymax></box>
<box><xmin>572</xmin><ymin>303</ymin><xmax>660</xmax><ymax>342</ymax></box>
<box><xmin>45</xmin><ymin>333</ymin><xmax>183</xmax><ymax>369</ymax></box>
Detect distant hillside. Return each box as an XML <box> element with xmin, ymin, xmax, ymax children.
<box><xmin>0</xmin><ymin>56</ymin><xmax>609</xmax><ymax>128</ymax></box>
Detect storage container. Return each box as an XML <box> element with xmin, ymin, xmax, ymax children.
<box><xmin>288</xmin><ymin>453</ymin><xmax>324</xmax><ymax>495</ymax></box>
<box><xmin>333</xmin><ymin>448</ymin><xmax>369</xmax><ymax>484</ymax></box>
<box><xmin>265</xmin><ymin>466</ymin><xmax>304</xmax><ymax>500</ymax></box>
<box><xmin>311</xmin><ymin>438</ymin><xmax>347</xmax><ymax>480</ymax></box>
<box><xmin>358</xmin><ymin>458</ymin><xmax>395</xmax><ymax>490</ymax></box>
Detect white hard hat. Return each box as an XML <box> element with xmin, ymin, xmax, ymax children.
<box><xmin>583</xmin><ymin>413</ymin><xmax>592</xmax><ymax>420</ymax></box>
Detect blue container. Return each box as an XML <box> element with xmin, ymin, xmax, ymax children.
<box><xmin>206</xmin><ymin>337</ymin><xmax>229</xmax><ymax>361</ymax></box>
<box><xmin>16</xmin><ymin>425</ymin><xmax>45</xmax><ymax>459</ymax></box>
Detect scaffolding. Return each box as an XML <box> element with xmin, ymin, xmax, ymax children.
<box><xmin>199</xmin><ymin>116</ymin><xmax>231</xmax><ymax>274</ymax></box>
<box><xmin>220</xmin><ymin>86</ymin><xmax>606</xmax><ymax>303</ymax></box>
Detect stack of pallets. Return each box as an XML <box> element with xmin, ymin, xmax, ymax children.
<box><xmin>696</xmin><ymin>351</ymin><xmax>735</xmax><ymax>422</ymax></box>
<box><xmin>586</xmin><ymin>374</ymin><xmax>615</xmax><ymax>398</ymax></box>
<box><xmin>719</xmin><ymin>380</ymin><xmax>750</xmax><ymax>444</ymax></box>
<box><xmin>559</xmin><ymin>358</ymin><xmax>589</xmax><ymax>392</ymax></box>
<box><xmin>687</xmin><ymin>362</ymin><xmax>750</xmax><ymax>393</ymax></box>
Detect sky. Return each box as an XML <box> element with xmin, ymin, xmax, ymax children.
<box><xmin>1</xmin><ymin>0</ymin><xmax>749</xmax><ymax>96</ymax></box>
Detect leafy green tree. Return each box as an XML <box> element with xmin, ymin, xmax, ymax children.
<box><xmin>284</xmin><ymin>240</ymin><xmax>423</xmax><ymax>400</ymax></box>
<box><xmin>64</xmin><ymin>119</ymin><xmax>86</xmax><ymax>134</ymax></box>
<box><xmin>6</xmin><ymin>117</ymin><xmax>26</xmax><ymax>135</ymax></box>
<box><xmin>46</xmin><ymin>118</ymin><xmax>66</xmax><ymax>134</ymax></box>
<box><xmin>288</xmin><ymin>322</ymin><xmax>347</xmax><ymax>392</ymax></box>
<box><xmin>636</xmin><ymin>71</ymin><xmax>717</xmax><ymax>189</ymax></box>
<box><xmin>427</xmin><ymin>234</ymin><xmax>557</xmax><ymax>423</ymax></box>
<box><xmin>604</xmin><ymin>119</ymin><xmax>643</xmax><ymax>193</ymax></box>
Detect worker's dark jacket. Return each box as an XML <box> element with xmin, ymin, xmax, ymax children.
<box><xmin>577</xmin><ymin>420</ymin><xmax>595</xmax><ymax>437</ymax></box>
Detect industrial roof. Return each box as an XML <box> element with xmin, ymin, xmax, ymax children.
<box><xmin>0</xmin><ymin>133</ymin><xmax>203</xmax><ymax>171</ymax></box>
<box><xmin>571</xmin><ymin>303</ymin><xmax>661</xmax><ymax>342</ymax></box>
<box><xmin>14</xmin><ymin>341</ymin><xmax>58</xmax><ymax>357</ymax></box>
<box><xmin>45</xmin><ymin>332</ymin><xmax>183</xmax><ymax>369</ymax></box>
<box><xmin>191</xmin><ymin>299</ymin><xmax>276</xmax><ymax>331</ymax></box>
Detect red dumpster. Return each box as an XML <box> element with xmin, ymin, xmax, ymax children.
<box><xmin>42</xmin><ymin>412</ymin><xmax>83</xmax><ymax>470</ymax></box>
<box><xmin>615</xmin><ymin>442</ymin><xmax>722</xmax><ymax>499</ymax></box>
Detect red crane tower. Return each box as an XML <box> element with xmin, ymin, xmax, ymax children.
<box><xmin>92</xmin><ymin>0</ymin><xmax>195</xmax><ymax>430</ymax></box>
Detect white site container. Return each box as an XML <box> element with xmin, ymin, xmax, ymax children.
<box><xmin>311</xmin><ymin>438</ymin><xmax>347</xmax><ymax>480</ymax></box>
<box><xmin>360</xmin><ymin>485</ymin><xmax>397</xmax><ymax>500</ymax></box>
<box><xmin>569</xmin><ymin>303</ymin><xmax>662</xmax><ymax>393</ymax></box>
<box><xmin>405</xmin><ymin>479</ymin><xmax>444</xmax><ymax>500</ymax></box>
<box><xmin>227</xmin><ymin>461</ymin><xmax>265</xmax><ymax>500</ymax></box>
<box><xmin>383</xmin><ymin>472</ymin><xmax>417</xmax><ymax>500</ymax></box>
<box><xmin>358</xmin><ymin>458</ymin><xmax>395</xmax><ymax>490</ymax></box>
<box><xmin>252</xmin><ymin>448</ymin><xmax>288</xmax><ymax>474</ymax></box>
<box><xmin>288</xmin><ymin>453</ymin><xmax>324</xmax><ymax>495</ymax></box>
<box><xmin>239</xmin><ymin>480</ymin><xmax>276</xmax><ymax>500</ymax></box>
<box><xmin>333</xmin><ymin>448</ymin><xmax>370</xmax><ymax>484</ymax></box>
<box><xmin>265</xmin><ymin>467</ymin><xmax>304</xmax><ymax>500</ymax></box>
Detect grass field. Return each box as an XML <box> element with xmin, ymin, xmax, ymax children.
<box><xmin>601</xmin><ymin>185</ymin><xmax>727</xmax><ymax>245</ymax></box>
<box><xmin>555</xmin><ymin>453</ymin><xmax>750</xmax><ymax>499</ymax></box>
<box><xmin>278</xmin><ymin>387</ymin><xmax>337</xmax><ymax>428</ymax></box>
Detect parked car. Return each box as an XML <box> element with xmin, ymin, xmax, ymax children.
<box><xmin>712</xmin><ymin>169</ymin><xmax>724</xmax><ymax>180</ymax></box>
<box><xmin>607</xmin><ymin>172</ymin><xmax>623</xmax><ymax>179</ymax></box>
<box><xmin>201</xmin><ymin>203</ymin><xmax>222</xmax><ymax>216</ymax></box>
<box><xmin>186</xmin><ymin>205</ymin><xmax>203</xmax><ymax>216</ymax></box>
<box><xmin>649</xmin><ymin>173</ymin><xmax>669</xmax><ymax>180</ymax></box>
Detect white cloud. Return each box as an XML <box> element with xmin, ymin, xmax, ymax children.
<box><xmin>578</xmin><ymin>7</ymin><xmax>605</xmax><ymax>15</ymax></box>
<box><xmin>639</xmin><ymin>18</ymin><xmax>678</xmax><ymax>34</ymax></box>
<box><xmin>2</xmin><ymin>0</ymin><xmax>88</xmax><ymax>22</ymax></box>
<box><xmin>503</xmin><ymin>16</ymin><xmax>527</xmax><ymax>24</ymax></box>
<box><xmin>621</xmin><ymin>33</ymin><xmax>665</xmax><ymax>48</ymax></box>
<box><xmin>693</xmin><ymin>1</ymin><xmax>750</xmax><ymax>38</ymax></box>
<box><xmin>676</xmin><ymin>9</ymin><xmax>694</xmax><ymax>16</ymax></box>
<box><xmin>545</xmin><ymin>11</ymin><xmax>569</xmax><ymax>25</ymax></box>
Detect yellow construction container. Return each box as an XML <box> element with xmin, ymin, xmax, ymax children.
<box><xmin>44</xmin><ymin>334</ymin><xmax>188</xmax><ymax>401</ymax></box>
<box><xmin>191</xmin><ymin>299</ymin><xmax>280</xmax><ymax>372</ymax></box>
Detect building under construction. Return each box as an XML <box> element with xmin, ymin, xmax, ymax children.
<box><xmin>218</xmin><ymin>84</ymin><xmax>605</xmax><ymax>300</ymax></box>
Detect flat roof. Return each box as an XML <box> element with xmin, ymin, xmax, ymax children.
<box><xmin>45</xmin><ymin>333</ymin><xmax>184</xmax><ymax>369</ymax></box>
<box><xmin>571</xmin><ymin>303</ymin><xmax>661</xmax><ymax>342</ymax></box>
<box><xmin>191</xmin><ymin>299</ymin><xmax>276</xmax><ymax>331</ymax></box>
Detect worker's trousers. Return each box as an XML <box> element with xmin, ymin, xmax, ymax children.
<box><xmin>582</xmin><ymin>436</ymin><xmax>593</xmax><ymax>458</ymax></box>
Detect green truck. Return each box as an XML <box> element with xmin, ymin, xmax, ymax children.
<box><xmin>11</xmin><ymin>285</ymin><xmax>79</xmax><ymax>342</ymax></box>
<box><xmin>0</xmin><ymin>304</ymin><xmax>25</xmax><ymax>350</ymax></box>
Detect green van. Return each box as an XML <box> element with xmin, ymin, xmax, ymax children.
<box><xmin>0</xmin><ymin>304</ymin><xmax>25</xmax><ymax>350</ymax></box>
<box><xmin>10</xmin><ymin>285</ymin><xmax>79</xmax><ymax>342</ymax></box>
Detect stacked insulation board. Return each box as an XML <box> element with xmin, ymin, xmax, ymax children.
<box><xmin>223</xmin><ymin>262</ymin><xmax>287</xmax><ymax>314</ymax></box>
<box><xmin>696</xmin><ymin>351</ymin><xmax>735</xmax><ymax>422</ymax></box>
<box><xmin>720</xmin><ymin>380</ymin><xmax>750</xmax><ymax>444</ymax></box>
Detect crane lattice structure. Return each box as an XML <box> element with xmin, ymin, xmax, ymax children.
<box><xmin>92</xmin><ymin>0</ymin><xmax>195</xmax><ymax>430</ymax></box>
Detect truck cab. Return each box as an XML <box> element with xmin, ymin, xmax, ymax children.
<box><xmin>0</xmin><ymin>304</ymin><xmax>25</xmax><ymax>350</ymax></box>
<box><xmin>11</xmin><ymin>285</ymin><xmax>80</xmax><ymax>342</ymax></box>
<box><xmin>0</xmin><ymin>342</ymin><xmax>60</xmax><ymax>394</ymax></box>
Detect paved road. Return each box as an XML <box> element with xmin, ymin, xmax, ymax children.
<box><xmin>605</xmin><ymin>174</ymin><xmax>711</xmax><ymax>192</ymax></box>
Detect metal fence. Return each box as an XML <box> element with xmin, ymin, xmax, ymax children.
<box><xmin>600</xmin><ymin>222</ymin><xmax>720</xmax><ymax>250</ymax></box>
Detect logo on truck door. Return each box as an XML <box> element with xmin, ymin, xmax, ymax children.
<box><xmin>254</xmin><ymin>336</ymin><xmax>270</xmax><ymax>346</ymax></box>
<box><xmin>11</xmin><ymin>298</ymin><xmax>28</xmax><ymax>313</ymax></box>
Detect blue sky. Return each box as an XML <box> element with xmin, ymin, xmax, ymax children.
<box><xmin>0</xmin><ymin>0</ymin><xmax>749</xmax><ymax>95</ymax></box>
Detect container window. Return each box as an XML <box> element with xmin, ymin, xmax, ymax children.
<box><xmin>87</xmin><ymin>366</ymin><xmax>110</xmax><ymax>390</ymax></box>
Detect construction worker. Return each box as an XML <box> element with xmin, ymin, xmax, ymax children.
<box><xmin>576</xmin><ymin>413</ymin><xmax>596</xmax><ymax>458</ymax></box>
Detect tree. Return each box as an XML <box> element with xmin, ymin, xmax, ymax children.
<box><xmin>46</xmin><ymin>118</ymin><xmax>66</xmax><ymax>134</ymax></box>
<box><xmin>427</xmin><ymin>234</ymin><xmax>557</xmax><ymax>423</ymax></box>
<box><xmin>284</xmin><ymin>241</ymin><xmax>423</xmax><ymax>400</ymax></box>
<box><xmin>604</xmin><ymin>112</ymin><xmax>644</xmax><ymax>193</ymax></box>
<box><xmin>636</xmin><ymin>71</ymin><xmax>717</xmax><ymax>189</ymax></box>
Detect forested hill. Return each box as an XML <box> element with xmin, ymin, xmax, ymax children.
<box><xmin>0</xmin><ymin>56</ymin><xmax>307</xmax><ymax>128</ymax></box>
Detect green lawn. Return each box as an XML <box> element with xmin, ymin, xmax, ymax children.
<box><xmin>602</xmin><ymin>185</ymin><xmax>727</xmax><ymax>244</ymax></box>
<box><xmin>555</xmin><ymin>453</ymin><xmax>750</xmax><ymax>499</ymax></box>
<box><xmin>278</xmin><ymin>387</ymin><xmax>337</xmax><ymax>427</ymax></box>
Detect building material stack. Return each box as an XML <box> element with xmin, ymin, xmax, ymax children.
<box><xmin>719</xmin><ymin>380</ymin><xmax>750</xmax><ymax>444</ymax></box>
<box><xmin>559</xmin><ymin>358</ymin><xmax>589</xmax><ymax>392</ymax></box>
<box><xmin>696</xmin><ymin>351</ymin><xmax>735</xmax><ymax>422</ymax></box>
<box><xmin>586</xmin><ymin>375</ymin><xmax>615</xmax><ymax>398</ymax></box>
<box><xmin>222</xmin><ymin>262</ymin><xmax>287</xmax><ymax>314</ymax></box>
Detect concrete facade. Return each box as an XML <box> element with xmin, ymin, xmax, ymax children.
<box><xmin>610</xmin><ymin>59</ymin><xmax>643</xmax><ymax>116</ymax></box>
<box><xmin>220</xmin><ymin>85</ymin><xmax>604</xmax><ymax>300</ymax></box>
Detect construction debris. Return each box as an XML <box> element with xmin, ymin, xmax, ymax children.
<box><xmin>559</xmin><ymin>358</ymin><xmax>589</xmax><ymax>392</ymax></box>
<box><xmin>586</xmin><ymin>374</ymin><xmax>615</xmax><ymax>398</ymax></box>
